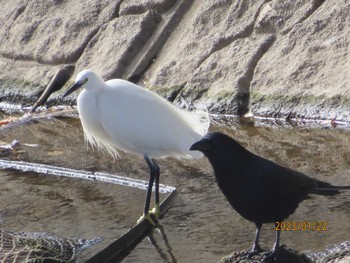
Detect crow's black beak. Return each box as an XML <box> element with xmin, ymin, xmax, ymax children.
<box><xmin>190</xmin><ymin>139</ymin><xmax>211</xmax><ymax>152</ymax></box>
<box><xmin>62</xmin><ymin>82</ymin><xmax>83</xmax><ymax>98</ymax></box>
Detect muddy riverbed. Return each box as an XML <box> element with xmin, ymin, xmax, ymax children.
<box><xmin>0</xmin><ymin>109</ymin><xmax>349</xmax><ymax>262</ymax></box>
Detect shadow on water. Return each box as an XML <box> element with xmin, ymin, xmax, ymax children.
<box><xmin>0</xmin><ymin>110</ymin><xmax>349</xmax><ymax>262</ymax></box>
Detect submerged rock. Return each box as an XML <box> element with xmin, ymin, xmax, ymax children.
<box><xmin>220</xmin><ymin>241</ymin><xmax>350</xmax><ymax>263</ymax></box>
<box><xmin>220</xmin><ymin>246</ymin><xmax>313</xmax><ymax>263</ymax></box>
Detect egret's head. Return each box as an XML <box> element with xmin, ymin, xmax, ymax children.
<box><xmin>62</xmin><ymin>69</ymin><xmax>101</xmax><ymax>98</ymax></box>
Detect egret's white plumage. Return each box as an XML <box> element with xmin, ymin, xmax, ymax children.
<box><xmin>72</xmin><ymin>70</ymin><xmax>208</xmax><ymax>159</ymax></box>
<box><xmin>63</xmin><ymin>69</ymin><xmax>209</xmax><ymax>223</ymax></box>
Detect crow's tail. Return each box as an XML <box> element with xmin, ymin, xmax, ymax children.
<box><xmin>310</xmin><ymin>181</ymin><xmax>350</xmax><ymax>196</ymax></box>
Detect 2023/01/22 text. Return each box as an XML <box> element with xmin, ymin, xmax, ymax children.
<box><xmin>275</xmin><ymin>221</ymin><xmax>327</xmax><ymax>231</ymax></box>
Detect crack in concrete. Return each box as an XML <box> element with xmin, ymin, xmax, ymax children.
<box><xmin>12</xmin><ymin>5</ymin><xmax>26</xmax><ymax>21</ymax></box>
<box><xmin>196</xmin><ymin>0</ymin><xmax>272</xmax><ymax>70</ymax></box>
<box><xmin>114</xmin><ymin>1</ymin><xmax>275</xmax><ymax>99</ymax></box>
<box><xmin>186</xmin><ymin>0</ymin><xmax>275</xmax><ymax>115</ymax></box>
<box><xmin>105</xmin><ymin>11</ymin><xmax>161</xmax><ymax>79</ymax></box>
<box><xmin>61</xmin><ymin>1</ymin><xmax>125</xmax><ymax>65</ymax></box>
<box><xmin>283</xmin><ymin>0</ymin><xmax>326</xmax><ymax>34</ymax></box>
<box><xmin>119</xmin><ymin>0</ymin><xmax>178</xmax><ymax>16</ymax></box>
<box><xmin>0</xmin><ymin>26</ymin><xmax>100</xmax><ymax>66</ymax></box>
<box><xmin>237</xmin><ymin>35</ymin><xmax>276</xmax><ymax>94</ymax></box>
<box><xmin>124</xmin><ymin>0</ymin><xmax>195</xmax><ymax>81</ymax></box>
<box><xmin>63</xmin><ymin>27</ymin><xmax>101</xmax><ymax>65</ymax></box>
<box><xmin>113</xmin><ymin>0</ymin><xmax>123</xmax><ymax>18</ymax></box>
<box><xmin>236</xmin><ymin>35</ymin><xmax>276</xmax><ymax>115</ymax></box>
<box><xmin>0</xmin><ymin>1</ymin><xmax>123</xmax><ymax>66</ymax></box>
<box><xmin>240</xmin><ymin>0</ymin><xmax>326</xmax><ymax>116</ymax></box>
<box><xmin>296</xmin><ymin>0</ymin><xmax>326</xmax><ymax>24</ymax></box>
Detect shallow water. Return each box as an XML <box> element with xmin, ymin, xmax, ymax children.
<box><xmin>0</xmin><ymin>112</ymin><xmax>349</xmax><ymax>262</ymax></box>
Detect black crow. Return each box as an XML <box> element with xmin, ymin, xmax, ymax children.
<box><xmin>190</xmin><ymin>132</ymin><xmax>350</xmax><ymax>258</ymax></box>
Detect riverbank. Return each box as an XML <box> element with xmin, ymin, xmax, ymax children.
<box><xmin>1</xmin><ymin>1</ymin><xmax>350</xmax><ymax>122</ymax></box>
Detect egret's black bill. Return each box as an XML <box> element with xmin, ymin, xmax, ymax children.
<box><xmin>62</xmin><ymin>82</ymin><xmax>83</xmax><ymax>98</ymax></box>
<box><xmin>190</xmin><ymin>139</ymin><xmax>210</xmax><ymax>152</ymax></box>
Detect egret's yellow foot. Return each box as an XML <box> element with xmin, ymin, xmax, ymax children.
<box><xmin>137</xmin><ymin>213</ymin><xmax>156</xmax><ymax>225</ymax></box>
<box><xmin>137</xmin><ymin>204</ymin><xmax>160</xmax><ymax>225</ymax></box>
<box><xmin>151</xmin><ymin>203</ymin><xmax>160</xmax><ymax>218</ymax></box>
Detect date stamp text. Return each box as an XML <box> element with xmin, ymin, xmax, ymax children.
<box><xmin>275</xmin><ymin>221</ymin><xmax>327</xmax><ymax>231</ymax></box>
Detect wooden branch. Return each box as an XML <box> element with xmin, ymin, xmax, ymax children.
<box><xmin>85</xmin><ymin>190</ymin><xmax>177</xmax><ymax>263</ymax></box>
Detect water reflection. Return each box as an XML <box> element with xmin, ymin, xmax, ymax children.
<box><xmin>147</xmin><ymin>224</ymin><xmax>177</xmax><ymax>263</ymax></box>
<box><xmin>0</xmin><ymin>113</ymin><xmax>349</xmax><ymax>262</ymax></box>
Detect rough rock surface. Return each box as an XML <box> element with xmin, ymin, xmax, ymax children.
<box><xmin>219</xmin><ymin>242</ymin><xmax>350</xmax><ymax>263</ymax></box>
<box><xmin>0</xmin><ymin>0</ymin><xmax>349</xmax><ymax>121</ymax></box>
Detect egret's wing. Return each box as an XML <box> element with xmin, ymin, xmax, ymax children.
<box><xmin>98</xmin><ymin>80</ymin><xmax>207</xmax><ymax>158</ymax></box>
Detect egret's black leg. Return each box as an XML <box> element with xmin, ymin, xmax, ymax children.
<box><xmin>154</xmin><ymin>160</ymin><xmax>160</xmax><ymax>206</ymax></box>
<box><xmin>144</xmin><ymin>156</ymin><xmax>160</xmax><ymax>210</ymax></box>
<box><xmin>248</xmin><ymin>223</ymin><xmax>263</xmax><ymax>258</ymax></box>
<box><xmin>144</xmin><ymin>163</ymin><xmax>155</xmax><ymax>215</ymax></box>
<box><xmin>139</xmin><ymin>155</ymin><xmax>160</xmax><ymax>225</ymax></box>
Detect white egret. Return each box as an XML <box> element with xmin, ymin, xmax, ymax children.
<box><xmin>62</xmin><ymin>70</ymin><xmax>209</xmax><ymax>224</ymax></box>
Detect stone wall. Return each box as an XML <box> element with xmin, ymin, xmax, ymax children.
<box><xmin>0</xmin><ymin>0</ymin><xmax>349</xmax><ymax>121</ymax></box>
